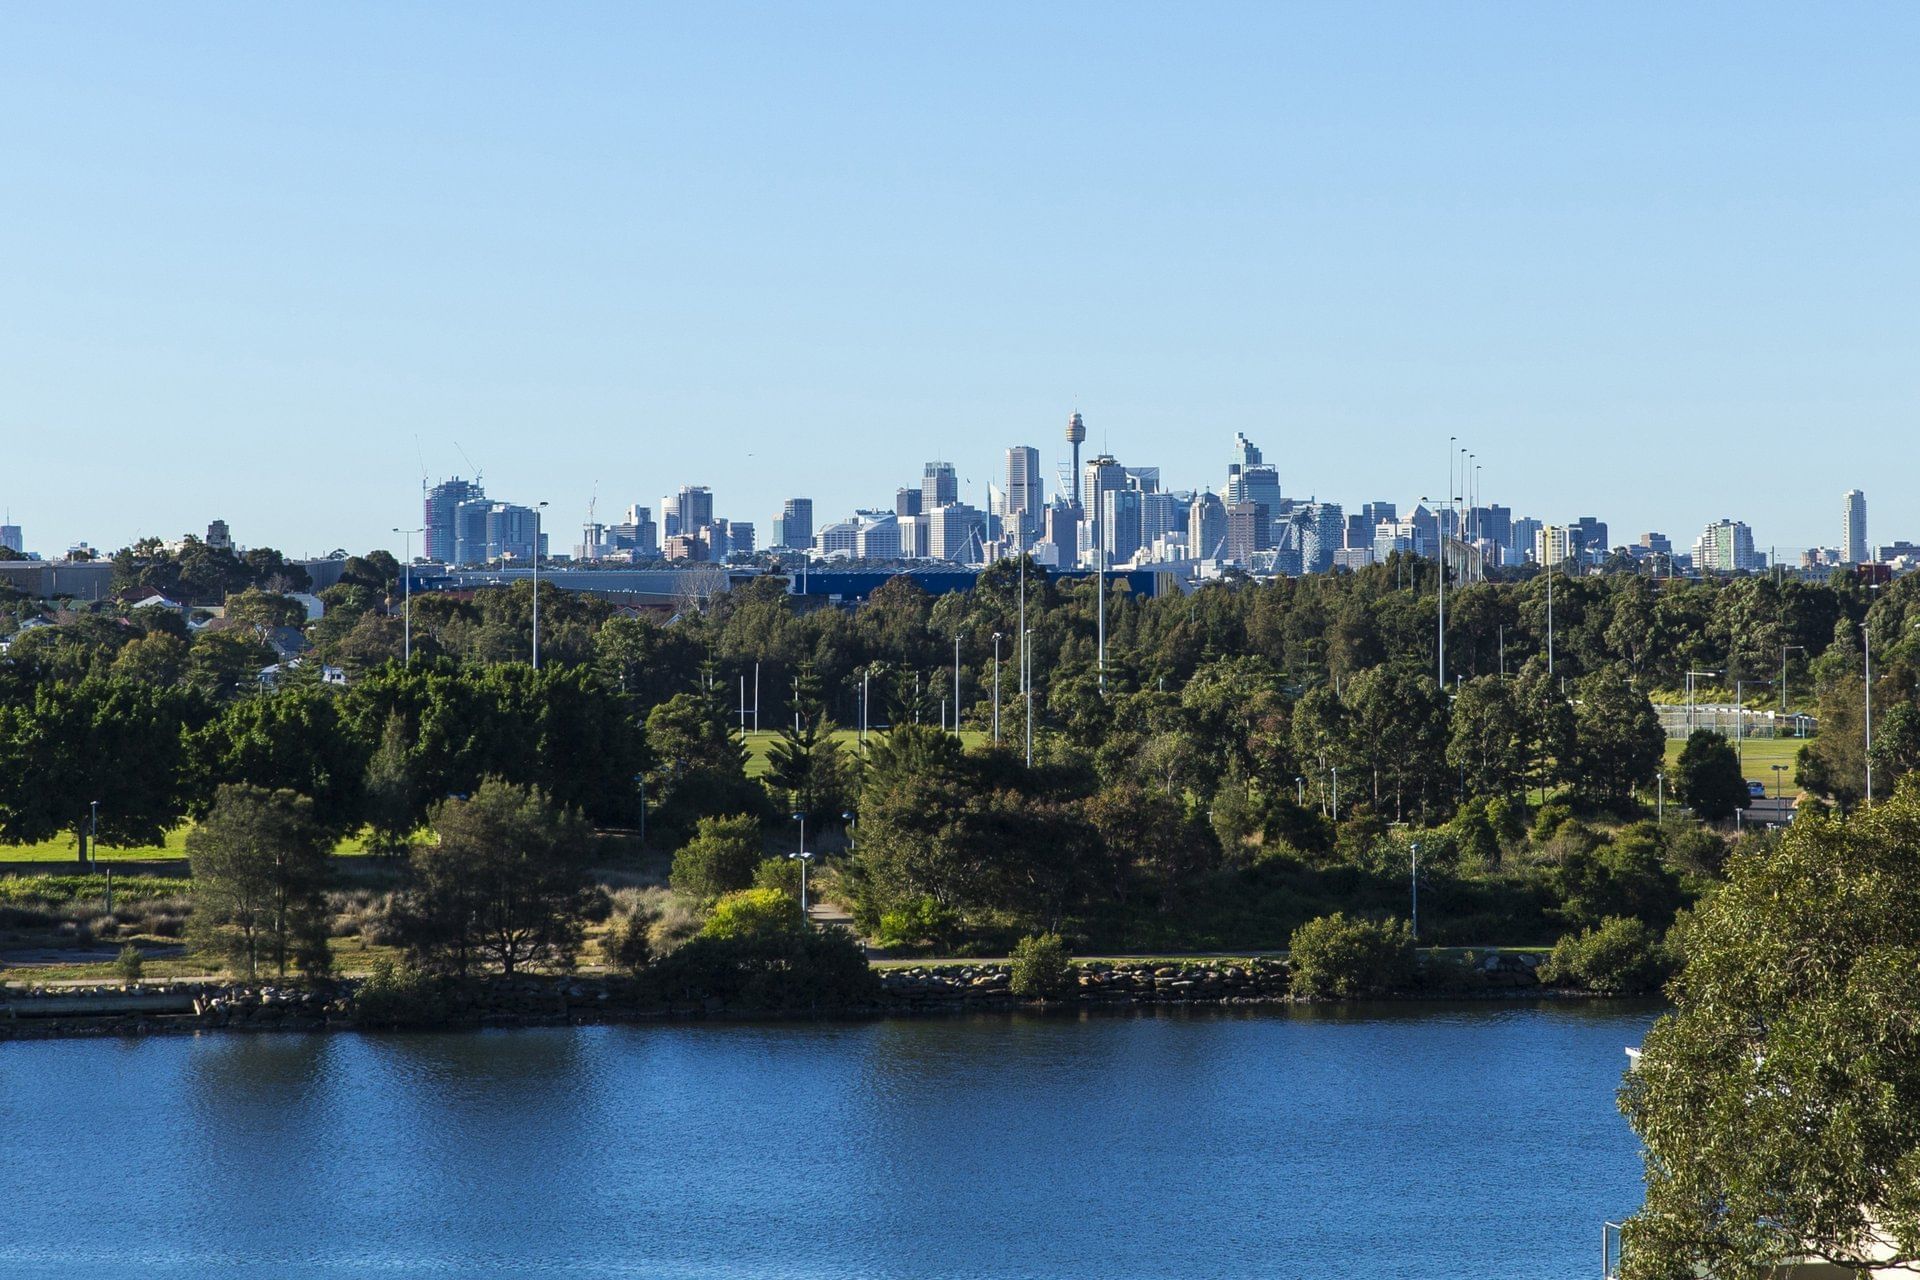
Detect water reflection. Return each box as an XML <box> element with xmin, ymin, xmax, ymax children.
<box><xmin>0</xmin><ymin>1004</ymin><xmax>1658</xmax><ymax>1280</ymax></box>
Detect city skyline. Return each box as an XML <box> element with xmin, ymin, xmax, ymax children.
<box><xmin>5</xmin><ymin>6</ymin><xmax>1918</xmax><ymax>556</ymax></box>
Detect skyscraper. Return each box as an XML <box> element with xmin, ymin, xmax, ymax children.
<box><xmin>922</xmin><ymin>461</ymin><xmax>958</xmax><ymax>511</ymax></box>
<box><xmin>1188</xmin><ymin>492</ymin><xmax>1227</xmax><ymax>560</ymax></box>
<box><xmin>1225</xmin><ymin>501</ymin><xmax>1271</xmax><ymax>565</ymax></box>
<box><xmin>1003</xmin><ymin>446</ymin><xmax>1041</xmax><ymax>544</ymax></box>
<box><xmin>425</xmin><ymin>476</ymin><xmax>484</xmax><ymax>562</ymax></box>
<box><xmin>1101</xmin><ymin>488</ymin><xmax>1144</xmax><ymax>564</ymax></box>
<box><xmin>771</xmin><ymin>498</ymin><xmax>814</xmax><ymax>550</ymax></box>
<box><xmin>1080</xmin><ymin>455</ymin><xmax>1125</xmax><ymax>563</ymax></box>
<box><xmin>1844</xmin><ymin>489</ymin><xmax>1868</xmax><ymax>565</ymax></box>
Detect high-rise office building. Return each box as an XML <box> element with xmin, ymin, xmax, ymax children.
<box><xmin>895</xmin><ymin>488</ymin><xmax>923</xmax><ymax>518</ymax></box>
<box><xmin>660</xmin><ymin>486</ymin><xmax>714</xmax><ymax>541</ymax></box>
<box><xmin>1101</xmin><ymin>488</ymin><xmax>1144</xmax><ymax>564</ymax></box>
<box><xmin>0</xmin><ymin>522</ymin><xmax>20</xmax><ymax>555</ymax></box>
<box><xmin>1188</xmin><ymin>493</ymin><xmax>1227</xmax><ymax>560</ymax></box>
<box><xmin>771</xmin><ymin>498</ymin><xmax>813</xmax><ymax>551</ymax></box>
<box><xmin>483</xmin><ymin>503</ymin><xmax>542</xmax><ymax>563</ymax></box>
<box><xmin>205</xmin><ymin>519</ymin><xmax>232</xmax><ymax>551</ymax></box>
<box><xmin>453</xmin><ymin>498</ymin><xmax>492</xmax><ymax>565</ymax></box>
<box><xmin>1004</xmin><ymin>446</ymin><xmax>1042</xmax><ymax>543</ymax></box>
<box><xmin>928</xmin><ymin>503</ymin><xmax>987</xmax><ymax>564</ymax></box>
<box><xmin>1225</xmin><ymin>501</ymin><xmax>1272</xmax><ymax>565</ymax></box>
<box><xmin>1079</xmin><ymin>455</ymin><xmax>1126</xmax><ymax>562</ymax></box>
<box><xmin>1844</xmin><ymin>490</ymin><xmax>1868</xmax><ymax>565</ymax></box>
<box><xmin>425</xmin><ymin>477</ymin><xmax>484</xmax><ymax>562</ymax></box>
<box><xmin>921</xmin><ymin>461</ymin><xmax>959</xmax><ymax>512</ymax></box>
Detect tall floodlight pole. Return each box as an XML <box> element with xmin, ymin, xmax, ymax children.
<box><xmin>1864</xmin><ymin>622</ymin><xmax>1873</xmax><ymax>806</ymax></box>
<box><xmin>1439</xmin><ymin>439</ymin><xmax>1451</xmax><ymax>690</ymax></box>
<box><xmin>1546</xmin><ymin>558</ymin><xmax>1555</xmax><ymax>676</ymax></box>
<box><xmin>1018</xmin><ymin>556</ymin><xmax>1029</xmax><ymax>764</ymax></box>
<box><xmin>992</xmin><ymin>632</ymin><xmax>1003</xmax><ymax>745</ymax></box>
<box><xmin>1025</xmin><ymin>626</ymin><xmax>1035</xmax><ymax>767</ymax></box>
<box><xmin>788</xmin><ymin>812</ymin><xmax>813</xmax><ymax>916</ymax></box>
<box><xmin>1410</xmin><ymin>841</ymin><xmax>1420</xmax><ymax>942</ymax></box>
<box><xmin>953</xmin><ymin>634</ymin><xmax>962</xmax><ymax>733</ymax></box>
<box><xmin>392</xmin><ymin>526</ymin><xmax>421</xmax><ymax>665</ymax></box>
<box><xmin>753</xmin><ymin>661</ymin><xmax>760</xmax><ymax>733</ymax></box>
<box><xmin>1096</xmin><ymin>547</ymin><xmax>1107</xmax><ymax>693</ymax></box>
<box><xmin>532</xmin><ymin>500</ymin><xmax>549</xmax><ymax>669</ymax></box>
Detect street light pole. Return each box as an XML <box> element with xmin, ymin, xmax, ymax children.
<box><xmin>953</xmin><ymin>634</ymin><xmax>962</xmax><ymax>734</ymax></box>
<box><xmin>1656</xmin><ymin>771</ymin><xmax>1665</xmax><ymax>823</ymax></box>
<box><xmin>88</xmin><ymin>798</ymin><xmax>99</xmax><ymax>870</ymax></box>
<box><xmin>1780</xmin><ymin>644</ymin><xmax>1804</xmax><ymax>714</ymax></box>
<box><xmin>1864</xmin><ymin>622</ymin><xmax>1873</xmax><ymax>806</ymax></box>
<box><xmin>1410</xmin><ymin>841</ymin><xmax>1420</xmax><ymax>942</ymax></box>
<box><xmin>1024</xmin><ymin>626</ymin><xmax>1035</xmax><ymax>768</ymax></box>
<box><xmin>991</xmin><ymin>632</ymin><xmax>1002</xmax><ymax>745</ymax></box>
<box><xmin>392</xmin><ymin>526</ymin><xmax>421</xmax><ymax>665</ymax></box>
<box><xmin>788</xmin><ymin>812</ymin><xmax>813</xmax><ymax>916</ymax></box>
<box><xmin>532</xmin><ymin>500</ymin><xmax>549</xmax><ymax>670</ymax></box>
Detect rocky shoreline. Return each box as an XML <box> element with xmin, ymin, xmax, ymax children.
<box><xmin>0</xmin><ymin>952</ymin><xmax>1572</xmax><ymax>1040</ymax></box>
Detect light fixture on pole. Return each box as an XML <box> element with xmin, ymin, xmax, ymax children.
<box><xmin>842</xmin><ymin>809</ymin><xmax>857</xmax><ymax>852</ymax></box>
<box><xmin>1409</xmin><ymin>840</ymin><xmax>1420</xmax><ymax>942</ymax></box>
<box><xmin>532</xmin><ymin>500</ymin><xmax>549</xmax><ymax>670</ymax></box>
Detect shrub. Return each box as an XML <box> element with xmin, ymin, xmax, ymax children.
<box><xmin>652</xmin><ymin>927</ymin><xmax>878</xmax><ymax>1012</ymax></box>
<box><xmin>752</xmin><ymin>855</ymin><xmax>802</xmax><ymax>898</ymax></box>
<box><xmin>1531</xmin><ymin>801</ymin><xmax>1576</xmax><ymax>845</ymax></box>
<box><xmin>600</xmin><ymin>912</ymin><xmax>653</xmax><ymax>975</ymax></box>
<box><xmin>669</xmin><ymin>814</ymin><xmax>765</xmax><ymax>904</ymax></box>
<box><xmin>1540</xmin><ymin>916</ymin><xmax>1670</xmax><ymax>994</ymax></box>
<box><xmin>701</xmin><ymin>888</ymin><xmax>804</xmax><ymax>943</ymax></box>
<box><xmin>353</xmin><ymin>958</ymin><xmax>448</xmax><ymax>1028</ymax></box>
<box><xmin>114</xmin><ymin>943</ymin><xmax>145</xmax><ymax>982</ymax></box>
<box><xmin>1008</xmin><ymin>932</ymin><xmax>1074</xmax><ymax>999</ymax></box>
<box><xmin>875</xmin><ymin>895</ymin><xmax>961</xmax><ymax>951</ymax></box>
<box><xmin>1287</xmin><ymin>912</ymin><xmax>1415</xmax><ymax>1000</ymax></box>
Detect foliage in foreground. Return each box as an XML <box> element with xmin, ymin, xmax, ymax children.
<box><xmin>1539</xmin><ymin>916</ymin><xmax>1669</xmax><ymax>994</ymax></box>
<box><xmin>1287</xmin><ymin>912</ymin><xmax>1415</xmax><ymax>999</ymax></box>
<box><xmin>1618</xmin><ymin>777</ymin><xmax>1920</xmax><ymax>1279</ymax></box>
<box><xmin>1008</xmin><ymin>932</ymin><xmax>1075</xmax><ymax>999</ymax></box>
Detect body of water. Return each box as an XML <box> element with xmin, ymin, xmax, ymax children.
<box><xmin>0</xmin><ymin>1002</ymin><xmax>1655</xmax><ymax>1279</ymax></box>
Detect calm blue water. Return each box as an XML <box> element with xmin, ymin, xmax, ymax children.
<box><xmin>0</xmin><ymin>1003</ymin><xmax>1655</xmax><ymax>1279</ymax></box>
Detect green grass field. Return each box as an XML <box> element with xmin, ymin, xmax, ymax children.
<box><xmin>1</xmin><ymin>827</ymin><xmax>377</xmax><ymax>865</ymax></box>
<box><xmin>739</xmin><ymin>727</ymin><xmax>988</xmax><ymax>777</ymax></box>
<box><xmin>1664</xmin><ymin>733</ymin><xmax>1807</xmax><ymax>791</ymax></box>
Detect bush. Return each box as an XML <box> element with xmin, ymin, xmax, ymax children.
<box><xmin>600</xmin><ymin>912</ymin><xmax>653</xmax><ymax>975</ymax></box>
<box><xmin>669</xmin><ymin>814</ymin><xmax>765</xmax><ymax>904</ymax></box>
<box><xmin>752</xmin><ymin>855</ymin><xmax>802</xmax><ymax>899</ymax></box>
<box><xmin>1540</xmin><ymin>916</ymin><xmax>1670</xmax><ymax>994</ymax></box>
<box><xmin>114</xmin><ymin>943</ymin><xmax>144</xmax><ymax>982</ymax></box>
<box><xmin>875</xmin><ymin>895</ymin><xmax>961</xmax><ymax>951</ymax></box>
<box><xmin>701</xmin><ymin>888</ymin><xmax>804</xmax><ymax>943</ymax></box>
<box><xmin>1008</xmin><ymin>932</ymin><xmax>1074</xmax><ymax>999</ymax></box>
<box><xmin>652</xmin><ymin>927</ymin><xmax>879</xmax><ymax>1012</ymax></box>
<box><xmin>1287</xmin><ymin>912</ymin><xmax>1415</xmax><ymax>1000</ymax></box>
<box><xmin>353</xmin><ymin>958</ymin><xmax>448</xmax><ymax>1028</ymax></box>
<box><xmin>1531</xmin><ymin>801</ymin><xmax>1576</xmax><ymax>845</ymax></box>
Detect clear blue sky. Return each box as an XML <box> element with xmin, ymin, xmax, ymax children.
<box><xmin>3</xmin><ymin>3</ymin><xmax>1915</xmax><ymax>560</ymax></box>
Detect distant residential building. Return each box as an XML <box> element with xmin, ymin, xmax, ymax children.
<box><xmin>1844</xmin><ymin>490</ymin><xmax>1868</xmax><ymax>565</ymax></box>
<box><xmin>1569</xmin><ymin>516</ymin><xmax>1609</xmax><ymax>561</ymax></box>
<box><xmin>1536</xmin><ymin>525</ymin><xmax>1578</xmax><ymax>567</ymax></box>
<box><xmin>1333</xmin><ymin>546</ymin><xmax>1375</xmax><ymax>570</ymax></box>
<box><xmin>1693</xmin><ymin>519</ymin><xmax>1764</xmax><ymax>573</ymax></box>
<box><xmin>484</xmin><ymin>503</ymin><xmax>543</xmax><ymax>563</ymax></box>
<box><xmin>770</xmin><ymin>498</ymin><xmax>813</xmax><ymax>551</ymax></box>
<box><xmin>425</xmin><ymin>476</ymin><xmax>485</xmax><ymax>562</ymax></box>
<box><xmin>1874</xmin><ymin>540</ymin><xmax>1920</xmax><ymax>566</ymax></box>
<box><xmin>206</xmin><ymin>519</ymin><xmax>232</xmax><ymax>551</ymax></box>
<box><xmin>454</xmin><ymin>499</ymin><xmax>493</xmax><ymax>565</ymax></box>
<box><xmin>1286</xmin><ymin>502</ymin><xmax>1345</xmax><ymax>574</ymax></box>
<box><xmin>663</xmin><ymin>533</ymin><xmax>709</xmax><ymax>562</ymax></box>
<box><xmin>1638</xmin><ymin>532</ymin><xmax>1673</xmax><ymax>557</ymax></box>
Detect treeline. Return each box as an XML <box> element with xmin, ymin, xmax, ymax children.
<box><xmin>5</xmin><ymin>552</ymin><xmax>1920</xmax><ymax>952</ymax></box>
